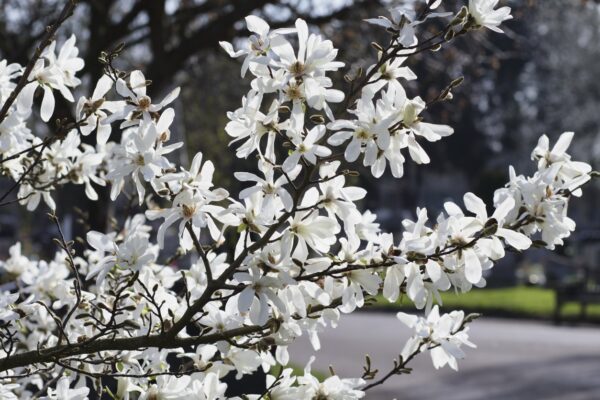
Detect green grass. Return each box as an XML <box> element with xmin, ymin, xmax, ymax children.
<box><xmin>371</xmin><ymin>286</ymin><xmax>600</xmax><ymax>320</ymax></box>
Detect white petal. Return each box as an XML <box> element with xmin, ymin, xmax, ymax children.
<box><xmin>464</xmin><ymin>248</ymin><xmax>482</xmax><ymax>284</ymax></box>
<box><xmin>551</xmin><ymin>131</ymin><xmax>574</xmax><ymax>156</ymax></box>
<box><xmin>463</xmin><ymin>192</ymin><xmax>487</xmax><ymax>220</ymax></box>
<box><xmin>496</xmin><ymin>228</ymin><xmax>531</xmax><ymax>251</ymax></box>
<box><xmin>40</xmin><ymin>86</ymin><xmax>55</xmax><ymax>122</ymax></box>
<box><xmin>245</xmin><ymin>15</ymin><xmax>270</xmax><ymax>36</ymax></box>
<box><xmin>238</xmin><ymin>287</ymin><xmax>255</xmax><ymax>312</ymax></box>
<box><xmin>17</xmin><ymin>82</ymin><xmax>38</xmax><ymax>115</ymax></box>
<box><xmin>156</xmin><ymin>107</ymin><xmax>175</xmax><ymax>133</ymax></box>
<box><xmin>92</xmin><ymin>74</ymin><xmax>113</xmax><ymax>99</ymax></box>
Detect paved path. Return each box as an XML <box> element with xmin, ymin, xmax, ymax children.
<box><xmin>288</xmin><ymin>312</ymin><xmax>600</xmax><ymax>399</ymax></box>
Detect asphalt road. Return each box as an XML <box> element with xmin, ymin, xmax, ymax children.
<box><xmin>288</xmin><ymin>312</ymin><xmax>600</xmax><ymax>400</ymax></box>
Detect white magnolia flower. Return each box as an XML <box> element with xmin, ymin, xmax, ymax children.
<box><xmin>397</xmin><ymin>305</ymin><xmax>476</xmax><ymax>370</ymax></box>
<box><xmin>365</xmin><ymin>6</ymin><xmax>419</xmax><ymax>47</ymax></box>
<box><xmin>198</xmin><ymin>302</ymin><xmax>244</xmax><ymax>334</ymax></box>
<box><xmin>0</xmin><ymin>292</ymin><xmax>19</xmax><ymax>322</ymax></box>
<box><xmin>1</xmin><ymin>242</ymin><xmax>31</xmax><ymax>277</ymax></box>
<box><xmin>272</xmin><ymin>19</ymin><xmax>345</xmax><ymax>80</ymax></box>
<box><xmin>399</xmin><ymin>95</ymin><xmax>454</xmax><ymax>164</ymax></box>
<box><xmin>107</xmin><ymin>112</ymin><xmax>182</xmax><ymax>203</ymax></box>
<box><xmin>43</xmin><ymin>376</ymin><xmax>89</xmax><ymax>400</ymax></box>
<box><xmin>70</xmin><ymin>146</ymin><xmax>106</xmax><ymax>201</ymax></box>
<box><xmin>270</xmin><ymin>19</ymin><xmax>345</xmax><ymax>119</ymax></box>
<box><xmin>464</xmin><ymin>193</ymin><xmax>532</xmax><ymax>250</ymax></box>
<box><xmin>318</xmin><ymin>162</ymin><xmax>366</xmax><ymax>226</ymax></box>
<box><xmin>298</xmin><ymin>357</ymin><xmax>365</xmax><ymax>399</ymax></box>
<box><xmin>0</xmin><ymin>383</ymin><xmax>19</xmax><ymax>400</ymax></box>
<box><xmin>365</xmin><ymin>3</ymin><xmax>451</xmax><ymax>47</ymax></box>
<box><xmin>76</xmin><ymin>74</ymin><xmax>123</xmax><ymax>144</ymax></box>
<box><xmin>0</xmin><ymin>10</ymin><xmax>595</xmax><ymax>400</ymax></box>
<box><xmin>220</xmin><ymin>15</ymin><xmax>295</xmax><ymax>77</ymax></box>
<box><xmin>0</xmin><ymin>59</ymin><xmax>21</xmax><ymax>101</ymax></box>
<box><xmin>146</xmin><ymin>187</ymin><xmax>231</xmax><ymax>251</ymax></box>
<box><xmin>0</xmin><ymin>110</ymin><xmax>32</xmax><ymax>154</ymax></box>
<box><xmin>263</xmin><ymin>368</ymin><xmax>304</xmax><ymax>399</ymax></box>
<box><xmin>235</xmin><ymin>265</ymin><xmax>285</xmax><ymax>325</ymax></box>
<box><xmin>17</xmin><ymin>36</ymin><xmax>83</xmax><ymax>121</ymax></box>
<box><xmin>282</xmin><ymin>125</ymin><xmax>331</xmax><ymax>172</ymax></box>
<box><xmin>327</xmin><ymin>95</ymin><xmax>391</xmax><ymax>164</ymax></box>
<box><xmin>86</xmin><ymin>230</ymin><xmax>158</xmax><ymax>284</ymax></box>
<box><xmin>111</xmin><ymin>70</ymin><xmax>180</xmax><ymax>126</ymax></box>
<box><xmin>225</xmin><ymin>92</ymin><xmax>285</xmax><ymax>159</ymax></box>
<box><xmin>189</xmin><ymin>372</ymin><xmax>228</xmax><ymax>400</ymax></box>
<box><xmin>139</xmin><ymin>376</ymin><xmax>192</xmax><ymax>400</ymax></box>
<box><xmin>532</xmin><ymin>132</ymin><xmax>592</xmax><ymax>194</ymax></box>
<box><xmin>17</xmin><ymin>60</ymin><xmax>64</xmax><ymax>122</ymax></box>
<box><xmin>442</xmin><ymin>194</ymin><xmax>531</xmax><ymax>284</ymax></box>
<box><xmin>282</xmin><ymin>188</ymin><xmax>340</xmax><ymax>261</ymax></box>
<box><xmin>236</xmin><ymin>160</ymin><xmax>297</xmax><ymax>217</ymax></box>
<box><xmin>364</xmin><ymin>53</ymin><xmax>417</xmax><ymax>97</ymax></box>
<box><xmin>18</xmin><ymin>182</ymin><xmax>57</xmax><ymax>211</ymax></box>
<box><xmin>340</xmin><ymin>265</ymin><xmax>382</xmax><ymax>313</ymax></box>
<box><xmin>115</xmin><ymin>377</ymin><xmax>143</xmax><ymax>400</ymax></box>
<box><xmin>45</xmin><ymin>34</ymin><xmax>85</xmax><ymax>88</ymax></box>
<box><xmin>468</xmin><ymin>0</ymin><xmax>513</xmax><ymax>33</ymax></box>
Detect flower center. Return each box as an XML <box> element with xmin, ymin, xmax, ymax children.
<box><xmin>356</xmin><ymin>129</ymin><xmax>372</xmax><ymax>140</ymax></box>
<box><xmin>289</xmin><ymin>61</ymin><xmax>306</xmax><ymax>77</ymax></box>
<box><xmin>138</xmin><ymin>96</ymin><xmax>151</xmax><ymax>110</ymax></box>
<box><xmin>263</xmin><ymin>183</ymin><xmax>276</xmax><ymax>195</ymax></box>
<box><xmin>285</xmin><ymin>83</ymin><xmax>303</xmax><ymax>100</ymax></box>
<box><xmin>182</xmin><ymin>204</ymin><xmax>196</xmax><ymax>219</ymax></box>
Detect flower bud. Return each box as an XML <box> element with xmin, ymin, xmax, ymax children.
<box><xmin>371</xmin><ymin>42</ymin><xmax>384</xmax><ymax>52</ymax></box>
<box><xmin>483</xmin><ymin>218</ymin><xmax>498</xmax><ymax>236</ymax></box>
<box><xmin>310</xmin><ymin>114</ymin><xmax>325</xmax><ymax>124</ymax></box>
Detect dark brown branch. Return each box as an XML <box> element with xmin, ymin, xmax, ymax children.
<box><xmin>0</xmin><ymin>322</ymin><xmax>272</xmax><ymax>373</ymax></box>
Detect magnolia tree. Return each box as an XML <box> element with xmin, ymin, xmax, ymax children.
<box><xmin>0</xmin><ymin>0</ymin><xmax>595</xmax><ymax>398</ymax></box>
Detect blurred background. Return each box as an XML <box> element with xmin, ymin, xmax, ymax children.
<box><xmin>0</xmin><ymin>0</ymin><xmax>599</xmax><ymax>398</ymax></box>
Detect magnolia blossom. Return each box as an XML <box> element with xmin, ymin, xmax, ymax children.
<box><xmin>220</xmin><ymin>15</ymin><xmax>295</xmax><ymax>77</ymax></box>
<box><xmin>146</xmin><ymin>187</ymin><xmax>230</xmax><ymax>251</ymax></box>
<box><xmin>110</xmin><ymin>70</ymin><xmax>180</xmax><ymax>126</ymax></box>
<box><xmin>365</xmin><ymin>2</ymin><xmax>452</xmax><ymax>46</ymax></box>
<box><xmin>468</xmin><ymin>0</ymin><xmax>513</xmax><ymax>33</ymax></box>
<box><xmin>282</xmin><ymin>125</ymin><xmax>331</xmax><ymax>172</ymax></box>
<box><xmin>329</xmin><ymin>85</ymin><xmax>453</xmax><ymax>178</ymax></box>
<box><xmin>235</xmin><ymin>265</ymin><xmax>286</xmax><ymax>325</ymax></box>
<box><xmin>107</xmin><ymin>111</ymin><xmax>182</xmax><ymax>203</ymax></box>
<box><xmin>398</xmin><ymin>306</ymin><xmax>476</xmax><ymax>370</ymax></box>
<box><xmin>364</xmin><ymin>53</ymin><xmax>417</xmax><ymax>97</ymax></box>
<box><xmin>303</xmin><ymin>358</ymin><xmax>366</xmax><ymax>398</ymax></box>
<box><xmin>236</xmin><ymin>160</ymin><xmax>297</xmax><ymax>217</ymax></box>
<box><xmin>271</xmin><ymin>18</ymin><xmax>345</xmax><ymax>94</ymax></box>
<box><xmin>0</xmin><ymin>60</ymin><xmax>21</xmax><ymax>100</ymax></box>
<box><xmin>17</xmin><ymin>35</ymin><xmax>83</xmax><ymax>121</ymax></box>
<box><xmin>225</xmin><ymin>91</ymin><xmax>284</xmax><ymax>158</ymax></box>
<box><xmin>86</xmin><ymin>229</ymin><xmax>158</xmax><ymax>284</ymax></box>
<box><xmin>42</xmin><ymin>377</ymin><xmax>89</xmax><ymax>400</ymax></box>
<box><xmin>76</xmin><ymin>75</ymin><xmax>123</xmax><ymax>144</ymax></box>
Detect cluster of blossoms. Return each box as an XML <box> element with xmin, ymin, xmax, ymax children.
<box><xmin>0</xmin><ymin>35</ymin><xmax>107</xmax><ymax>210</ymax></box>
<box><xmin>0</xmin><ymin>0</ymin><xmax>593</xmax><ymax>399</ymax></box>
